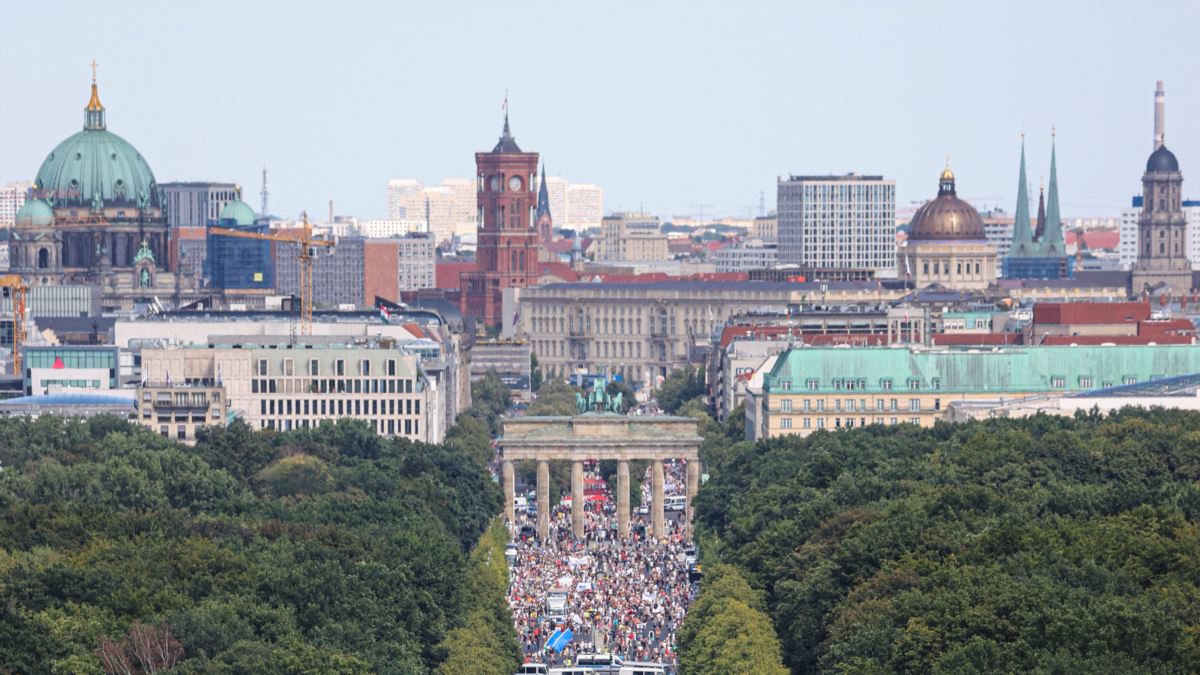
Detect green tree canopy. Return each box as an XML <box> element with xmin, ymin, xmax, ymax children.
<box><xmin>693</xmin><ymin>409</ymin><xmax>1200</xmax><ymax>673</ymax></box>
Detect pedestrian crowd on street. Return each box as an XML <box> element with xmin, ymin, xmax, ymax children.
<box><xmin>507</xmin><ymin>460</ymin><xmax>695</xmax><ymax>670</ymax></box>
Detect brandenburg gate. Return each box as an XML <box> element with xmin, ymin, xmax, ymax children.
<box><xmin>500</xmin><ymin>408</ymin><xmax>702</xmax><ymax>542</ymax></box>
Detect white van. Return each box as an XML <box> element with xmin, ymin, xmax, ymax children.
<box><xmin>664</xmin><ymin>495</ymin><xmax>687</xmax><ymax>512</ymax></box>
<box><xmin>620</xmin><ymin>666</ymin><xmax>666</xmax><ymax>675</ymax></box>
<box><xmin>545</xmin><ymin>587</ymin><xmax>569</xmax><ymax>621</ymax></box>
<box><xmin>514</xmin><ymin>665</ymin><xmax>548</xmax><ymax>675</ymax></box>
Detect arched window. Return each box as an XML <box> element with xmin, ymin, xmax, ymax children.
<box><xmin>37</xmin><ymin>248</ymin><xmax>49</xmax><ymax>269</ymax></box>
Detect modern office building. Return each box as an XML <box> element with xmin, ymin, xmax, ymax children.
<box><xmin>22</xmin><ymin>345</ymin><xmax>120</xmax><ymax>395</ymax></box>
<box><xmin>713</xmin><ymin>240</ymin><xmax>778</xmax><ymax>273</ymax></box>
<box><xmin>139</xmin><ymin>342</ymin><xmax>441</xmax><ymax>442</ymax></box>
<box><xmin>206</xmin><ymin>198</ymin><xmax>274</xmax><ymax>297</ymax></box>
<box><xmin>161</xmin><ymin>182</ymin><xmax>241</xmax><ymax>228</ymax></box>
<box><xmin>777</xmin><ymin>173</ymin><xmax>896</xmax><ymax>276</ymax></box>
<box><xmin>597</xmin><ymin>212</ymin><xmax>668</xmax><ymax>262</ymax></box>
<box><xmin>746</xmin><ymin>343</ymin><xmax>1200</xmax><ymax>440</ymax></box>
<box><xmin>275</xmin><ymin>233</ymin><xmax>435</xmax><ymax>306</ymax></box>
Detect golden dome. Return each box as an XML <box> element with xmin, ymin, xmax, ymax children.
<box><xmin>908</xmin><ymin>167</ymin><xmax>985</xmax><ymax>241</ymax></box>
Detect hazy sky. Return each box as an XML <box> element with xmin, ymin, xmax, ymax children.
<box><xmin>2</xmin><ymin>1</ymin><xmax>1198</xmax><ymax>221</ymax></box>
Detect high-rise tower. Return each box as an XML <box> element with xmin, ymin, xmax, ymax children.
<box><xmin>460</xmin><ymin>113</ymin><xmax>540</xmax><ymax>328</ymax></box>
<box><xmin>1132</xmin><ymin>80</ymin><xmax>1191</xmax><ymax>295</ymax></box>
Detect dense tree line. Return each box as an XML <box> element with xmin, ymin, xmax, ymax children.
<box><xmin>0</xmin><ymin>412</ymin><xmax>513</xmax><ymax>674</ymax></box>
<box><xmin>692</xmin><ymin>409</ymin><xmax>1200</xmax><ymax>673</ymax></box>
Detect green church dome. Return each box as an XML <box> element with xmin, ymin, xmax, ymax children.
<box><xmin>32</xmin><ymin>78</ymin><xmax>160</xmax><ymax>210</ymax></box>
<box><xmin>218</xmin><ymin>199</ymin><xmax>257</xmax><ymax>226</ymax></box>
<box><xmin>14</xmin><ymin>199</ymin><xmax>54</xmax><ymax>228</ymax></box>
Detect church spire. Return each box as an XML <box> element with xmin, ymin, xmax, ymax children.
<box><xmin>1034</xmin><ymin>181</ymin><xmax>1046</xmax><ymax>240</ymax></box>
<box><xmin>84</xmin><ymin>59</ymin><xmax>106</xmax><ymax>130</ymax></box>
<box><xmin>1043</xmin><ymin>129</ymin><xmax>1064</xmax><ymax>255</ymax></box>
<box><xmin>1009</xmin><ymin>132</ymin><xmax>1034</xmax><ymax>255</ymax></box>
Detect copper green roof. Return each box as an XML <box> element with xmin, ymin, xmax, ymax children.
<box><xmin>14</xmin><ymin>199</ymin><xmax>53</xmax><ymax>228</ymax></box>
<box><xmin>32</xmin><ymin>78</ymin><xmax>159</xmax><ymax>210</ymax></box>
<box><xmin>764</xmin><ymin>344</ymin><xmax>1200</xmax><ymax>396</ymax></box>
<box><xmin>219</xmin><ymin>199</ymin><xmax>256</xmax><ymax>226</ymax></box>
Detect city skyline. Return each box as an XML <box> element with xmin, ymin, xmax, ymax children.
<box><xmin>1</xmin><ymin>1</ymin><xmax>1198</xmax><ymax>222</ymax></box>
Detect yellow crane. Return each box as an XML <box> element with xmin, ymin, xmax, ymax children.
<box><xmin>0</xmin><ymin>275</ymin><xmax>28</xmax><ymax>375</ymax></box>
<box><xmin>209</xmin><ymin>212</ymin><xmax>335</xmax><ymax>335</ymax></box>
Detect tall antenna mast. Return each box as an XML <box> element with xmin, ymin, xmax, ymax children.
<box><xmin>260</xmin><ymin>167</ymin><xmax>270</xmax><ymax>217</ymax></box>
<box><xmin>758</xmin><ymin>191</ymin><xmax>766</xmax><ymax>217</ymax></box>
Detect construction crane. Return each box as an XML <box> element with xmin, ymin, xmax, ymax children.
<box><xmin>209</xmin><ymin>212</ymin><xmax>335</xmax><ymax>335</ymax></box>
<box><xmin>0</xmin><ymin>275</ymin><xmax>28</xmax><ymax>375</ymax></box>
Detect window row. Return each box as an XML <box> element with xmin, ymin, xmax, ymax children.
<box><xmin>259</xmin><ymin>396</ymin><xmax>420</xmax><ymax>417</ymax></box>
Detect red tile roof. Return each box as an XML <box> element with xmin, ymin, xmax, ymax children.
<box><xmin>1033</xmin><ymin>302</ymin><xmax>1150</xmax><ymax>325</ymax></box>
<box><xmin>1065</xmin><ymin>230</ymin><xmax>1121</xmax><ymax>250</ymax></box>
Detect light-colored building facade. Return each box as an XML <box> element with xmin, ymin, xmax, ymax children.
<box><xmin>140</xmin><ymin>344</ymin><xmax>441</xmax><ymax>442</ymax></box>
<box><xmin>752</xmin><ymin>213</ymin><xmax>778</xmax><ymax>242</ymax></box>
<box><xmin>565</xmin><ymin>183</ymin><xmax>604</xmax><ymax>231</ymax></box>
<box><xmin>357</xmin><ymin>219</ymin><xmax>428</xmax><ymax>239</ymax></box>
<box><xmin>519</xmin><ymin>280</ymin><xmax>908</xmax><ymax>386</ymax></box>
<box><xmin>746</xmin><ymin>344</ymin><xmax>1200</xmax><ymax>440</ymax></box>
<box><xmin>533</xmin><ymin>175</ymin><xmax>604</xmax><ymax>233</ymax></box>
<box><xmin>713</xmin><ymin>240</ymin><xmax>778</xmax><ymax>272</ymax></box>
<box><xmin>0</xmin><ymin>181</ymin><xmax>33</xmax><ymax>228</ymax></box>
<box><xmin>385</xmin><ymin>178</ymin><xmax>477</xmax><ymax>244</ymax></box>
<box><xmin>597</xmin><ymin>212</ymin><xmax>668</xmax><ymax>262</ymax></box>
<box><xmin>778</xmin><ymin>173</ymin><xmax>896</xmax><ymax>277</ymax></box>
<box><xmin>135</xmin><ymin>382</ymin><xmax>227</xmax><ymax>443</ymax></box>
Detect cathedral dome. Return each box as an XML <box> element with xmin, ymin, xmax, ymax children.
<box><xmin>14</xmin><ymin>199</ymin><xmax>54</xmax><ymax>228</ymax></box>
<box><xmin>218</xmin><ymin>199</ymin><xmax>256</xmax><ymax>226</ymax></box>
<box><xmin>1146</xmin><ymin>145</ymin><xmax>1180</xmax><ymax>173</ymax></box>
<box><xmin>32</xmin><ymin>78</ymin><xmax>160</xmax><ymax>210</ymax></box>
<box><xmin>908</xmin><ymin>167</ymin><xmax>985</xmax><ymax>241</ymax></box>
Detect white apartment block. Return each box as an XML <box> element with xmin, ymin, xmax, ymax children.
<box><xmin>0</xmin><ymin>181</ymin><xmax>33</xmax><ymax>228</ymax></box>
<box><xmin>777</xmin><ymin>174</ymin><xmax>896</xmax><ymax>276</ymax></box>
<box><xmin>534</xmin><ymin>175</ymin><xmax>604</xmax><ymax>232</ymax></box>
<box><xmin>396</xmin><ymin>233</ymin><xmax>436</xmax><ymax>291</ymax></box>
<box><xmin>566</xmin><ymin>183</ymin><xmax>604</xmax><ymax>230</ymax></box>
<box><xmin>358</xmin><ymin>219</ymin><xmax>428</xmax><ymax>238</ymax></box>
<box><xmin>1120</xmin><ymin>197</ymin><xmax>1200</xmax><ymax>270</ymax></box>
<box><xmin>386</xmin><ymin>178</ymin><xmax>476</xmax><ymax>244</ymax></box>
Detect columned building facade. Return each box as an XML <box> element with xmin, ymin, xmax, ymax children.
<box><xmin>897</xmin><ymin>167</ymin><xmax>998</xmax><ymax>290</ymax></box>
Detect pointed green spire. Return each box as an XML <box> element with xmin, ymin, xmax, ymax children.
<box><xmin>1043</xmin><ymin>129</ymin><xmax>1064</xmax><ymax>255</ymax></box>
<box><xmin>1008</xmin><ymin>132</ymin><xmax>1034</xmax><ymax>257</ymax></box>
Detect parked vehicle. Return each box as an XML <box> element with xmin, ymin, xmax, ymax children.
<box><xmin>664</xmin><ymin>495</ymin><xmax>686</xmax><ymax>512</ymax></box>
<box><xmin>514</xmin><ymin>664</ymin><xmax>548</xmax><ymax>675</ymax></box>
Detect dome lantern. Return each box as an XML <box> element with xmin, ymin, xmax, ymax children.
<box><xmin>84</xmin><ymin>60</ymin><xmax>105</xmax><ymax>131</ymax></box>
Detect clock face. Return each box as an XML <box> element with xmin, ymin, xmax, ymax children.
<box><xmin>509</xmin><ymin>176</ymin><xmax>522</xmax><ymax>191</ymax></box>
<box><xmin>489</xmin><ymin>176</ymin><xmax>500</xmax><ymax>191</ymax></box>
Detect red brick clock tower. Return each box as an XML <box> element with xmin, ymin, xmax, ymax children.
<box><xmin>461</xmin><ymin>114</ymin><xmax>540</xmax><ymax>328</ymax></box>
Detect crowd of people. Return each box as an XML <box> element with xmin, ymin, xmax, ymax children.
<box><xmin>506</xmin><ymin>460</ymin><xmax>695</xmax><ymax>670</ymax></box>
